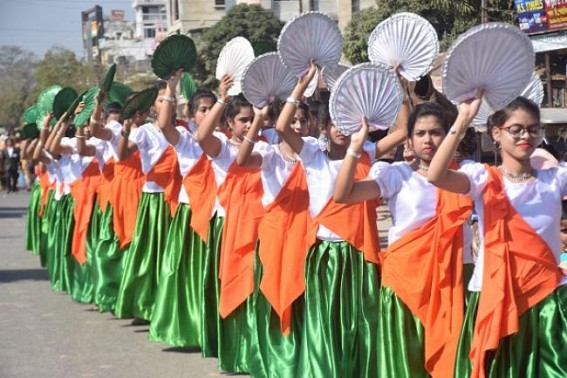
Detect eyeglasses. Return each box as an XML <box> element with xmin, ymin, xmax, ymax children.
<box><xmin>499</xmin><ymin>124</ymin><xmax>543</xmax><ymax>138</ymax></box>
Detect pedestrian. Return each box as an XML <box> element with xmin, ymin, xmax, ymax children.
<box><xmin>2</xmin><ymin>137</ymin><xmax>21</xmax><ymax>193</ymax></box>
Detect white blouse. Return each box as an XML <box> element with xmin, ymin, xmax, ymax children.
<box><xmin>461</xmin><ymin>162</ymin><xmax>567</xmax><ymax>290</ymax></box>
<box><xmin>129</xmin><ymin>123</ymin><xmax>170</xmax><ymax>193</ymax></box>
<box><xmin>257</xmin><ymin>144</ymin><xmax>301</xmax><ymax>207</ymax></box>
<box><xmin>299</xmin><ymin>137</ymin><xmax>376</xmax><ymax>240</ymax></box>
<box><xmin>173</xmin><ymin>127</ymin><xmax>203</xmax><ymax>205</ymax></box>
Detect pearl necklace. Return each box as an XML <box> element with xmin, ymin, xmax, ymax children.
<box><xmin>278</xmin><ymin>144</ymin><xmax>297</xmax><ymax>164</ymax></box>
<box><xmin>418</xmin><ymin>163</ymin><xmax>429</xmax><ymax>172</ymax></box>
<box><xmin>498</xmin><ymin>165</ymin><xmax>535</xmax><ymax>181</ymax></box>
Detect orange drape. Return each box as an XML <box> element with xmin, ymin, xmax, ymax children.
<box><xmin>217</xmin><ymin>162</ymin><xmax>264</xmax><ymax>318</ymax></box>
<box><xmin>96</xmin><ymin>157</ymin><xmax>115</xmax><ymax>213</ymax></box>
<box><xmin>111</xmin><ymin>151</ymin><xmax>144</xmax><ymax>249</ymax></box>
<box><xmin>69</xmin><ymin>160</ymin><xmax>101</xmax><ymax>264</ymax></box>
<box><xmin>182</xmin><ymin>154</ymin><xmax>217</xmax><ymax>242</ymax></box>
<box><xmin>38</xmin><ymin>171</ymin><xmax>51</xmax><ymax>217</ymax></box>
<box><xmin>380</xmin><ymin>169</ymin><xmax>472</xmax><ymax>378</ymax></box>
<box><xmin>257</xmin><ymin>163</ymin><xmax>312</xmax><ymax>334</ymax></box>
<box><xmin>469</xmin><ymin>165</ymin><xmax>562</xmax><ymax>378</ymax></box>
<box><xmin>146</xmin><ymin>146</ymin><xmax>182</xmax><ymax>216</ymax></box>
<box><xmin>306</xmin><ymin>153</ymin><xmax>381</xmax><ymax>264</ymax></box>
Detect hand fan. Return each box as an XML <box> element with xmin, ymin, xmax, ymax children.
<box><xmin>151</xmin><ymin>34</ymin><xmax>197</xmax><ymax>79</ymax></box>
<box><xmin>215</xmin><ymin>36</ymin><xmax>255</xmax><ymax>96</ymax></box>
<box><xmin>321</xmin><ymin>63</ymin><xmax>350</xmax><ymax>91</ymax></box>
<box><xmin>122</xmin><ymin>86</ymin><xmax>159</xmax><ymax>120</ymax></box>
<box><xmin>53</xmin><ymin>87</ymin><xmax>78</xmax><ymax>120</ymax></box>
<box><xmin>73</xmin><ymin>87</ymin><xmax>98</xmax><ymax>127</ymax></box>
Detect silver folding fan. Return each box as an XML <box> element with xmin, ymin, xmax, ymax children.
<box><xmin>368</xmin><ymin>12</ymin><xmax>439</xmax><ymax>82</ymax></box>
<box><xmin>321</xmin><ymin>64</ymin><xmax>350</xmax><ymax>92</ymax></box>
<box><xmin>216</xmin><ymin>37</ymin><xmax>255</xmax><ymax>96</ymax></box>
<box><xmin>329</xmin><ymin>63</ymin><xmax>403</xmax><ymax>136</ymax></box>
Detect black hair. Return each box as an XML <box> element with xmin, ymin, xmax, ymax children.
<box><xmin>104</xmin><ymin>101</ymin><xmax>122</xmax><ymax>116</ymax></box>
<box><xmin>407</xmin><ymin>102</ymin><xmax>450</xmax><ymax>137</ymax></box>
<box><xmin>268</xmin><ymin>99</ymin><xmax>284</xmax><ymax>124</ymax></box>
<box><xmin>562</xmin><ymin>199</ymin><xmax>567</xmax><ymax>220</ymax></box>
<box><xmin>314</xmin><ymin>101</ymin><xmax>331</xmax><ymax>130</ymax></box>
<box><xmin>223</xmin><ymin>94</ymin><xmax>252</xmax><ymax>126</ymax></box>
<box><xmin>156</xmin><ymin>80</ymin><xmax>167</xmax><ymax>91</ymax></box>
<box><xmin>487</xmin><ymin>96</ymin><xmax>540</xmax><ymax>139</ymax></box>
<box><xmin>65</xmin><ymin>124</ymin><xmax>77</xmax><ymax>138</ymax></box>
<box><xmin>457</xmin><ymin>127</ymin><xmax>478</xmax><ymax>157</ymax></box>
<box><xmin>187</xmin><ymin>89</ymin><xmax>216</xmax><ymax>116</ymax></box>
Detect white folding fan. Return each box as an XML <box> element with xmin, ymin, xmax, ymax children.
<box><xmin>368</xmin><ymin>12</ymin><xmax>439</xmax><ymax>82</ymax></box>
<box><xmin>321</xmin><ymin>64</ymin><xmax>350</xmax><ymax>92</ymax></box>
<box><xmin>216</xmin><ymin>37</ymin><xmax>255</xmax><ymax>96</ymax></box>
<box><xmin>329</xmin><ymin>63</ymin><xmax>403</xmax><ymax>136</ymax></box>
<box><xmin>304</xmin><ymin>68</ymin><xmax>319</xmax><ymax>98</ymax></box>
<box><xmin>241</xmin><ymin>52</ymin><xmax>297</xmax><ymax>109</ymax></box>
<box><xmin>472</xmin><ymin>72</ymin><xmax>544</xmax><ymax>128</ymax></box>
<box><xmin>278</xmin><ymin>12</ymin><xmax>343</xmax><ymax>77</ymax></box>
<box><xmin>442</xmin><ymin>22</ymin><xmax>535</xmax><ymax>111</ymax></box>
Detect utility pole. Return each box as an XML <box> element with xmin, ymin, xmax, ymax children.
<box><xmin>481</xmin><ymin>0</ymin><xmax>488</xmax><ymax>23</ymax></box>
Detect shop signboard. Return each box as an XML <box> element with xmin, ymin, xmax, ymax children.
<box><xmin>546</xmin><ymin>0</ymin><xmax>567</xmax><ymax>31</ymax></box>
<box><xmin>515</xmin><ymin>0</ymin><xmax>567</xmax><ymax>34</ymax></box>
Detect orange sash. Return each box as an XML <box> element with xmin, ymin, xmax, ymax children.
<box><xmin>217</xmin><ymin>162</ymin><xmax>265</xmax><ymax>318</ymax></box>
<box><xmin>146</xmin><ymin>146</ymin><xmax>182</xmax><ymax>216</ymax></box>
<box><xmin>258</xmin><ymin>163</ymin><xmax>312</xmax><ymax>335</ymax></box>
<box><xmin>183</xmin><ymin>154</ymin><xmax>217</xmax><ymax>242</ymax></box>
<box><xmin>38</xmin><ymin>170</ymin><xmax>51</xmax><ymax>217</ymax></box>
<box><xmin>306</xmin><ymin>153</ymin><xmax>381</xmax><ymax>263</ymax></box>
<box><xmin>69</xmin><ymin>160</ymin><xmax>101</xmax><ymax>264</ymax></box>
<box><xmin>380</xmin><ymin>171</ymin><xmax>472</xmax><ymax>378</ymax></box>
<box><xmin>111</xmin><ymin>151</ymin><xmax>144</xmax><ymax>249</ymax></box>
<box><xmin>96</xmin><ymin>157</ymin><xmax>115</xmax><ymax>213</ymax></box>
<box><xmin>469</xmin><ymin>165</ymin><xmax>562</xmax><ymax>378</ymax></box>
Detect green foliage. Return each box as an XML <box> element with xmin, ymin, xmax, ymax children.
<box><xmin>195</xmin><ymin>4</ymin><xmax>284</xmax><ymax>88</ymax></box>
<box><xmin>0</xmin><ymin>46</ymin><xmax>37</xmax><ymax>130</ymax></box>
<box><xmin>343</xmin><ymin>0</ymin><xmax>515</xmax><ymax>65</ymax></box>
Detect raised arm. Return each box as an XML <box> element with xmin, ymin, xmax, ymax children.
<box><xmin>75</xmin><ymin>127</ymin><xmax>96</xmax><ymax>157</ymax></box>
<box><xmin>47</xmin><ymin>118</ymin><xmax>73</xmax><ymax>157</ymax></box>
<box><xmin>157</xmin><ymin>69</ymin><xmax>182</xmax><ymax>146</ymax></box>
<box><xmin>236</xmin><ymin>105</ymin><xmax>267</xmax><ymax>168</ymax></box>
<box><xmin>89</xmin><ymin>92</ymin><xmax>113</xmax><ymax>141</ymax></box>
<box><xmin>375</xmin><ymin>99</ymin><xmax>410</xmax><ymax>158</ymax></box>
<box><xmin>195</xmin><ymin>75</ymin><xmax>232</xmax><ymax>158</ymax></box>
<box><xmin>275</xmin><ymin>63</ymin><xmax>317</xmax><ymax>155</ymax></box>
<box><xmin>334</xmin><ymin>118</ymin><xmax>382</xmax><ymax>204</ymax></box>
<box><xmin>116</xmin><ymin>118</ymin><xmax>138</xmax><ymax>161</ymax></box>
<box><xmin>427</xmin><ymin>94</ymin><xmax>483</xmax><ymax>194</ymax></box>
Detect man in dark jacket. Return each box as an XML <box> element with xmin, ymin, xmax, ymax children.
<box><xmin>1</xmin><ymin>138</ymin><xmax>21</xmax><ymax>193</ymax></box>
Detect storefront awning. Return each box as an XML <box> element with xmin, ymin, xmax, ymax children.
<box><xmin>530</xmin><ymin>31</ymin><xmax>567</xmax><ymax>53</ymax></box>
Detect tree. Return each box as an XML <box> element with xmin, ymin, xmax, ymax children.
<box><xmin>343</xmin><ymin>0</ymin><xmax>514</xmax><ymax>65</ymax></box>
<box><xmin>0</xmin><ymin>46</ymin><xmax>37</xmax><ymax>130</ymax></box>
<box><xmin>193</xmin><ymin>4</ymin><xmax>284</xmax><ymax>88</ymax></box>
<box><xmin>35</xmin><ymin>46</ymin><xmax>99</xmax><ymax>95</ymax></box>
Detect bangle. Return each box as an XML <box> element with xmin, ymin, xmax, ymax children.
<box><xmin>160</xmin><ymin>95</ymin><xmax>176</xmax><ymax>104</ymax></box>
<box><xmin>449</xmin><ymin>126</ymin><xmax>465</xmax><ymax>141</ymax></box>
<box><xmin>75</xmin><ymin>135</ymin><xmax>85</xmax><ymax>139</ymax></box>
<box><xmin>41</xmin><ymin>127</ymin><xmax>50</xmax><ymax>131</ymax></box>
<box><xmin>286</xmin><ymin>96</ymin><xmax>300</xmax><ymax>107</ymax></box>
<box><xmin>56</xmin><ymin>131</ymin><xmax>63</xmax><ymax>137</ymax></box>
<box><xmin>243</xmin><ymin>136</ymin><xmax>256</xmax><ymax>144</ymax></box>
<box><xmin>217</xmin><ymin>98</ymin><xmax>227</xmax><ymax>105</ymax></box>
<box><xmin>346</xmin><ymin>148</ymin><xmax>362</xmax><ymax>159</ymax></box>
<box><xmin>121</xmin><ymin>130</ymin><xmax>130</xmax><ymax>138</ymax></box>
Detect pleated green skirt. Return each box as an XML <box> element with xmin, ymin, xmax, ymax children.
<box><xmin>68</xmin><ymin>200</ymin><xmax>99</xmax><ymax>304</ymax></box>
<box><xmin>149</xmin><ymin>204</ymin><xmax>205</xmax><ymax>347</ymax></box>
<box><xmin>297</xmin><ymin>240</ymin><xmax>380</xmax><ymax>378</ymax></box>
<box><xmin>249</xmin><ymin>252</ymin><xmax>304</xmax><ymax>378</ymax></box>
<box><xmin>39</xmin><ymin>190</ymin><xmax>55</xmax><ymax>268</ymax></box>
<box><xmin>114</xmin><ymin>192</ymin><xmax>170</xmax><ymax>320</ymax></box>
<box><xmin>201</xmin><ymin>215</ymin><xmax>223</xmax><ymax>358</ymax></box>
<box><xmin>454</xmin><ymin>286</ymin><xmax>567</xmax><ymax>378</ymax></box>
<box><xmin>48</xmin><ymin>195</ymin><xmax>74</xmax><ymax>293</ymax></box>
<box><xmin>377</xmin><ymin>286</ymin><xmax>428</xmax><ymax>378</ymax></box>
<box><xmin>92</xmin><ymin>204</ymin><xmax>125</xmax><ymax>313</ymax></box>
<box><xmin>25</xmin><ymin>180</ymin><xmax>42</xmax><ymax>255</ymax></box>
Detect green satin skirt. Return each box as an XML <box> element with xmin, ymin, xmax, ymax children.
<box><xmin>39</xmin><ymin>190</ymin><xmax>55</xmax><ymax>268</ymax></box>
<box><xmin>149</xmin><ymin>204</ymin><xmax>205</xmax><ymax>347</ymax></box>
<box><xmin>201</xmin><ymin>215</ymin><xmax>223</xmax><ymax>358</ymax></box>
<box><xmin>48</xmin><ymin>195</ymin><xmax>74</xmax><ymax>293</ymax></box>
<box><xmin>377</xmin><ymin>286</ymin><xmax>428</xmax><ymax>378</ymax></box>
<box><xmin>249</xmin><ymin>253</ymin><xmax>304</xmax><ymax>378</ymax></box>
<box><xmin>114</xmin><ymin>192</ymin><xmax>170</xmax><ymax>320</ymax></box>
<box><xmin>463</xmin><ymin>263</ymin><xmax>475</xmax><ymax>306</ymax></box>
<box><xmin>454</xmin><ymin>286</ymin><xmax>567</xmax><ymax>378</ymax></box>
<box><xmin>69</xmin><ymin>197</ymin><xmax>98</xmax><ymax>304</ymax></box>
<box><xmin>25</xmin><ymin>180</ymin><xmax>42</xmax><ymax>255</ymax></box>
<box><xmin>297</xmin><ymin>240</ymin><xmax>380</xmax><ymax>378</ymax></box>
<box><xmin>92</xmin><ymin>204</ymin><xmax>125</xmax><ymax>313</ymax></box>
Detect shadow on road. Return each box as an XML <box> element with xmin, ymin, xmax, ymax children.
<box><xmin>0</xmin><ymin>207</ymin><xmax>28</xmax><ymax>219</ymax></box>
<box><xmin>162</xmin><ymin>346</ymin><xmax>201</xmax><ymax>354</ymax></box>
<box><xmin>0</xmin><ymin>268</ymin><xmax>49</xmax><ymax>283</ymax></box>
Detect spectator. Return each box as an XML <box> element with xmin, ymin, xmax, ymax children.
<box><xmin>1</xmin><ymin>138</ymin><xmax>21</xmax><ymax>193</ymax></box>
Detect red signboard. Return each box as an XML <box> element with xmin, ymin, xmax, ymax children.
<box><xmin>545</xmin><ymin>0</ymin><xmax>567</xmax><ymax>31</ymax></box>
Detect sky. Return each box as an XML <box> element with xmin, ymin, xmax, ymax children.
<box><xmin>0</xmin><ymin>0</ymin><xmax>135</xmax><ymax>58</ymax></box>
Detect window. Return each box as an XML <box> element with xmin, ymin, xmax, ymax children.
<box><xmin>172</xmin><ymin>0</ymin><xmax>180</xmax><ymax>21</ymax></box>
<box><xmin>351</xmin><ymin>0</ymin><xmax>360</xmax><ymax>13</ymax></box>
<box><xmin>215</xmin><ymin>0</ymin><xmax>225</xmax><ymax>8</ymax></box>
<box><xmin>144</xmin><ymin>28</ymin><xmax>156</xmax><ymax>38</ymax></box>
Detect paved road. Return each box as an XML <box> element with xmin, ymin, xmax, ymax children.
<box><xmin>0</xmin><ymin>192</ymin><xmax>222</xmax><ymax>378</ymax></box>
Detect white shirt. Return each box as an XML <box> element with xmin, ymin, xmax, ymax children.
<box><xmin>256</xmin><ymin>144</ymin><xmax>301</xmax><ymax>207</ymax></box>
<box><xmin>173</xmin><ymin>127</ymin><xmax>203</xmax><ymax>204</ymax></box>
<box><xmin>461</xmin><ymin>162</ymin><xmax>567</xmax><ymax>290</ymax></box>
<box><xmin>129</xmin><ymin>123</ymin><xmax>170</xmax><ymax>193</ymax></box>
<box><xmin>59</xmin><ymin>137</ymin><xmax>95</xmax><ymax>195</ymax></box>
<box><xmin>299</xmin><ymin>137</ymin><xmax>376</xmax><ymax>240</ymax></box>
